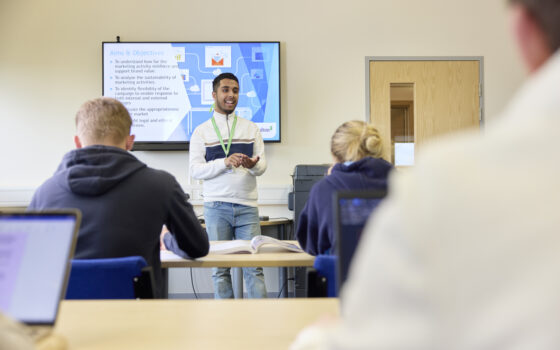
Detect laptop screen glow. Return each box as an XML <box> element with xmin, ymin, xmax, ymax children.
<box><xmin>0</xmin><ymin>213</ymin><xmax>78</xmax><ymax>325</ymax></box>
<box><xmin>334</xmin><ymin>190</ymin><xmax>386</xmax><ymax>294</ymax></box>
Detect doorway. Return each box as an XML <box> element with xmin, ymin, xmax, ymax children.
<box><xmin>365</xmin><ymin>57</ymin><xmax>484</xmax><ymax>165</ymax></box>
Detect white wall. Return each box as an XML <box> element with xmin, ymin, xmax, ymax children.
<box><xmin>0</xmin><ymin>0</ymin><xmax>525</xmax><ymax>192</ymax></box>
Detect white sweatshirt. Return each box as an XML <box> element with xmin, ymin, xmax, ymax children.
<box><xmin>189</xmin><ymin>111</ymin><xmax>266</xmax><ymax>207</ymax></box>
<box><xmin>290</xmin><ymin>51</ymin><xmax>560</xmax><ymax>350</ymax></box>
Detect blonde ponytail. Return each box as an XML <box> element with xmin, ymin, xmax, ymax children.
<box><xmin>331</xmin><ymin>120</ymin><xmax>383</xmax><ymax>162</ymax></box>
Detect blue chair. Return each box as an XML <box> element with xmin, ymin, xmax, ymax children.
<box><xmin>308</xmin><ymin>255</ymin><xmax>338</xmax><ymax>297</ymax></box>
<box><xmin>65</xmin><ymin>256</ymin><xmax>155</xmax><ymax>299</ymax></box>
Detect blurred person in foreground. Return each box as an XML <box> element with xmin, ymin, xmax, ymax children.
<box><xmin>292</xmin><ymin>0</ymin><xmax>560</xmax><ymax>348</ymax></box>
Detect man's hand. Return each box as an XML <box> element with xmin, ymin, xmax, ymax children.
<box><xmin>224</xmin><ymin>153</ymin><xmax>247</xmax><ymax>167</ymax></box>
<box><xmin>160</xmin><ymin>225</ymin><xmax>170</xmax><ymax>250</ymax></box>
<box><xmin>241</xmin><ymin>156</ymin><xmax>260</xmax><ymax>169</ymax></box>
<box><xmin>290</xmin><ymin>315</ymin><xmax>339</xmax><ymax>350</ymax></box>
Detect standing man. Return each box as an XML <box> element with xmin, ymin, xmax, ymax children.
<box><xmin>190</xmin><ymin>73</ymin><xmax>267</xmax><ymax>299</ymax></box>
<box><xmin>29</xmin><ymin>97</ymin><xmax>209</xmax><ymax>298</ymax></box>
<box><xmin>292</xmin><ymin>0</ymin><xmax>560</xmax><ymax>348</ymax></box>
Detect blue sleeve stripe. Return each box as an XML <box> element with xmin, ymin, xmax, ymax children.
<box><xmin>205</xmin><ymin>142</ymin><xmax>254</xmax><ymax>161</ymax></box>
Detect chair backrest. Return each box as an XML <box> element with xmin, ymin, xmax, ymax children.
<box><xmin>312</xmin><ymin>255</ymin><xmax>338</xmax><ymax>297</ymax></box>
<box><xmin>65</xmin><ymin>256</ymin><xmax>154</xmax><ymax>299</ymax></box>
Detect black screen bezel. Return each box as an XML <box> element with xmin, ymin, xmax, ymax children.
<box><xmin>102</xmin><ymin>41</ymin><xmax>281</xmax><ymax>151</ymax></box>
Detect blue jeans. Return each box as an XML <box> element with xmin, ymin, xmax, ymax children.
<box><xmin>204</xmin><ymin>201</ymin><xmax>267</xmax><ymax>299</ymax></box>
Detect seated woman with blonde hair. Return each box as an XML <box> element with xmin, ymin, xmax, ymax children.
<box><xmin>296</xmin><ymin>120</ymin><xmax>393</xmax><ymax>255</ymax></box>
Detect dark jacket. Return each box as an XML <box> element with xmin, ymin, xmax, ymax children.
<box><xmin>28</xmin><ymin>146</ymin><xmax>209</xmax><ymax>296</ymax></box>
<box><xmin>296</xmin><ymin>157</ymin><xmax>393</xmax><ymax>256</ymax></box>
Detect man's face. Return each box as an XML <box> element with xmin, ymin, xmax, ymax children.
<box><xmin>212</xmin><ymin>78</ymin><xmax>239</xmax><ymax>115</ymax></box>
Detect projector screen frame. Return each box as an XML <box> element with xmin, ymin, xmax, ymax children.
<box><xmin>102</xmin><ymin>41</ymin><xmax>282</xmax><ymax>151</ymax></box>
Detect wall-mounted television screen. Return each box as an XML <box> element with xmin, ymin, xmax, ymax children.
<box><xmin>102</xmin><ymin>41</ymin><xmax>280</xmax><ymax>150</ymax></box>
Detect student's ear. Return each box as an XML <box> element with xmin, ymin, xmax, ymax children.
<box><xmin>510</xmin><ymin>4</ymin><xmax>552</xmax><ymax>72</ymax></box>
<box><xmin>125</xmin><ymin>135</ymin><xmax>135</xmax><ymax>151</ymax></box>
<box><xmin>212</xmin><ymin>91</ymin><xmax>217</xmax><ymax>100</ymax></box>
<box><xmin>74</xmin><ymin>135</ymin><xmax>83</xmax><ymax>149</ymax></box>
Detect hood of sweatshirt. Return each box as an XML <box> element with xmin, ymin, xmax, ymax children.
<box><xmin>324</xmin><ymin>157</ymin><xmax>393</xmax><ymax>190</ymax></box>
<box><xmin>55</xmin><ymin>145</ymin><xmax>146</xmax><ymax>196</ymax></box>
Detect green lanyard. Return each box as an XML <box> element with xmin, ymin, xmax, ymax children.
<box><xmin>211</xmin><ymin>114</ymin><xmax>238</xmax><ymax>157</ymax></box>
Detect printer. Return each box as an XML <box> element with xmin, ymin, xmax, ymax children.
<box><xmin>289</xmin><ymin>164</ymin><xmax>330</xmax><ymax>229</ymax></box>
<box><xmin>288</xmin><ymin>164</ymin><xmax>330</xmax><ymax>297</ymax></box>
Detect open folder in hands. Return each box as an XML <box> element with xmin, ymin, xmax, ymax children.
<box><xmin>210</xmin><ymin>236</ymin><xmax>303</xmax><ymax>254</ymax></box>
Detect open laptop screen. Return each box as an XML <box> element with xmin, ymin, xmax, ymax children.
<box><xmin>334</xmin><ymin>189</ymin><xmax>386</xmax><ymax>294</ymax></box>
<box><xmin>0</xmin><ymin>211</ymin><xmax>80</xmax><ymax>325</ymax></box>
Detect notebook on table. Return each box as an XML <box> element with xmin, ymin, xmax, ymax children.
<box><xmin>0</xmin><ymin>210</ymin><xmax>81</xmax><ymax>341</ymax></box>
<box><xmin>333</xmin><ymin>189</ymin><xmax>387</xmax><ymax>295</ymax></box>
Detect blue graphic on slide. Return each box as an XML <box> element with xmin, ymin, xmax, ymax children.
<box><xmin>103</xmin><ymin>42</ymin><xmax>280</xmax><ymax>144</ymax></box>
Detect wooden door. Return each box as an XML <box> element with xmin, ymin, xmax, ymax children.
<box><xmin>368</xmin><ymin>59</ymin><xmax>481</xmax><ymax>163</ymax></box>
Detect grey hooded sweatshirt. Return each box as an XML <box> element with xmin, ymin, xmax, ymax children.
<box><xmin>29</xmin><ymin>145</ymin><xmax>209</xmax><ymax>296</ymax></box>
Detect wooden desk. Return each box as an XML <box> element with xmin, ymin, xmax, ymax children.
<box><xmin>161</xmin><ymin>241</ymin><xmax>314</xmax><ymax>298</ymax></box>
<box><xmin>48</xmin><ymin>298</ymin><xmax>339</xmax><ymax>350</ymax></box>
<box><xmin>161</xmin><ymin>241</ymin><xmax>315</xmax><ymax>268</ymax></box>
<box><xmin>259</xmin><ymin>218</ymin><xmax>292</xmax><ymax>240</ymax></box>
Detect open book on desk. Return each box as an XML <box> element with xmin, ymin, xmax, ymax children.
<box><xmin>210</xmin><ymin>236</ymin><xmax>303</xmax><ymax>254</ymax></box>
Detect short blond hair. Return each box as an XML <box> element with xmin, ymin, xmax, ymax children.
<box><xmin>331</xmin><ymin>120</ymin><xmax>384</xmax><ymax>162</ymax></box>
<box><xmin>75</xmin><ymin>97</ymin><xmax>132</xmax><ymax>145</ymax></box>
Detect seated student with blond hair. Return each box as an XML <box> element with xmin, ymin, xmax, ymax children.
<box><xmin>28</xmin><ymin>97</ymin><xmax>209</xmax><ymax>297</ymax></box>
<box><xmin>295</xmin><ymin>120</ymin><xmax>393</xmax><ymax>255</ymax></box>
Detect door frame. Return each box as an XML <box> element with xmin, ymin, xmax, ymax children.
<box><xmin>364</xmin><ymin>56</ymin><xmax>485</xmax><ymax>125</ymax></box>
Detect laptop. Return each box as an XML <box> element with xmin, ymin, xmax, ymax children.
<box><xmin>0</xmin><ymin>210</ymin><xmax>81</xmax><ymax>341</ymax></box>
<box><xmin>333</xmin><ymin>189</ymin><xmax>387</xmax><ymax>295</ymax></box>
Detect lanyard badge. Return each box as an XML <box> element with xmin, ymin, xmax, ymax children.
<box><xmin>211</xmin><ymin>114</ymin><xmax>238</xmax><ymax>157</ymax></box>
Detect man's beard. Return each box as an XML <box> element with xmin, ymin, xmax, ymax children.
<box><xmin>217</xmin><ymin>99</ymin><xmax>237</xmax><ymax>114</ymax></box>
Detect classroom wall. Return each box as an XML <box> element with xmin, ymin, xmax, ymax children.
<box><xmin>0</xmin><ymin>0</ymin><xmax>525</xmax><ymax>194</ymax></box>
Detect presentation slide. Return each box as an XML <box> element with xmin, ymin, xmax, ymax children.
<box><xmin>103</xmin><ymin>42</ymin><xmax>280</xmax><ymax>148</ymax></box>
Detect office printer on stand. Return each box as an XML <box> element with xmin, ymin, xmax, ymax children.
<box><xmin>288</xmin><ymin>164</ymin><xmax>330</xmax><ymax>297</ymax></box>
